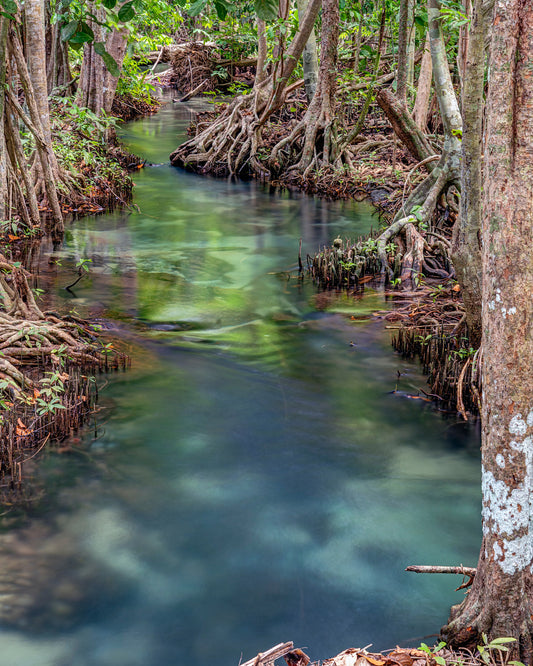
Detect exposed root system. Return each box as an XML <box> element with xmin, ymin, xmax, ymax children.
<box><xmin>381</xmin><ymin>284</ymin><xmax>480</xmax><ymax>417</ymax></box>
<box><xmin>0</xmin><ymin>255</ymin><xmax>129</xmax><ymax>495</ymax></box>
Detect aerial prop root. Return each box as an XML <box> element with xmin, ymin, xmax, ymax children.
<box><xmin>375</xmin><ymin>162</ymin><xmax>455</xmax><ymax>285</ymax></box>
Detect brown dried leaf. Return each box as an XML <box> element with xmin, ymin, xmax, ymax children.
<box><xmin>385</xmin><ymin>650</ymin><xmax>414</xmax><ymax>666</ymax></box>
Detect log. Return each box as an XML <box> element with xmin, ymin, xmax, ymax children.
<box><xmin>376</xmin><ymin>88</ymin><xmax>436</xmax><ymax>169</ymax></box>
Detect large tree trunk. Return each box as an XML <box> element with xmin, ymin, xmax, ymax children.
<box><xmin>450</xmin><ymin>0</ymin><xmax>484</xmax><ymax>346</ymax></box>
<box><xmin>442</xmin><ymin>1</ymin><xmax>533</xmax><ymax>660</ymax></box>
<box><xmin>25</xmin><ymin>0</ymin><xmax>53</xmax><ymax>146</ymax></box>
<box><xmin>77</xmin><ymin>4</ymin><xmax>127</xmax><ymax>115</ymax></box>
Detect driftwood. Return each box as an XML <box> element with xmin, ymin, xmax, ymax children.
<box><xmin>406</xmin><ymin>565</ymin><xmax>477</xmax><ymax>591</ymax></box>
<box><xmin>241</xmin><ymin>643</ymin><xmax>296</xmax><ymax>666</ymax></box>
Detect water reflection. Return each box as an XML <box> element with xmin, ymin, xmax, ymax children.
<box><xmin>0</xmin><ymin>93</ymin><xmax>481</xmax><ymax>666</ymax></box>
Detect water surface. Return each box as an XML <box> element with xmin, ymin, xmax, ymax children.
<box><xmin>0</xmin><ymin>94</ymin><xmax>481</xmax><ymax>666</ymax></box>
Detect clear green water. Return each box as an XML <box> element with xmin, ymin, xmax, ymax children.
<box><xmin>0</xmin><ymin>94</ymin><xmax>481</xmax><ymax>666</ymax></box>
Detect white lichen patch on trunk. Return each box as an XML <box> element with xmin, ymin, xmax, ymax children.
<box><xmin>482</xmin><ymin>422</ymin><xmax>533</xmax><ymax>575</ymax></box>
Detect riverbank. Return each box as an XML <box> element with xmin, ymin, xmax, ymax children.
<box><xmin>0</xmin><ymin>94</ymin><xmax>160</xmax><ymax>499</ymax></box>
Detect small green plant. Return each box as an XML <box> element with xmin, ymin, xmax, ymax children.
<box><xmin>340</xmin><ymin>260</ymin><xmax>357</xmax><ymax>271</ymax></box>
<box><xmin>36</xmin><ymin>370</ymin><xmax>68</xmax><ymax>416</ymax></box>
<box><xmin>430</xmin><ymin>284</ymin><xmax>446</xmax><ymax>301</ymax></box>
<box><xmin>419</xmin><ymin>641</ymin><xmax>447</xmax><ymax>666</ymax></box>
<box><xmin>76</xmin><ymin>258</ymin><xmax>92</xmax><ymax>273</ymax></box>
<box><xmin>390</xmin><ymin>277</ymin><xmax>402</xmax><ymax>288</ymax></box>
<box><xmin>448</xmin><ymin>346</ymin><xmax>476</xmax><ymax>361</ymax></box>
<box><xmin>477</xmin><ymin>634</ymin><xmax>524</xmax><ymax>666</ymax></box>
<box><xmin>415</xmin><ymin>333</ymin><xmax>433</xmax><ymax>346</ymax></box>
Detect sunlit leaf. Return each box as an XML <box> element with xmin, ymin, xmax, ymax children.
<box><xmin>60</xmin><ymin>19</ymin><xmax>79</xmax><ymax>42</ymax></box>
<box><xmin>188</xmin><ymin>0</ymin><xmax>208</xmax><ymax>16</ymax></box>
<box><xmin>254</xmin><ymin>0</ymin><xmax>278</xmax><ymax>20</ymax></box>
<box><xmin>118</xmin><ymin>1</ymin><xmax>135</xmax><ymax>21</ymax></box>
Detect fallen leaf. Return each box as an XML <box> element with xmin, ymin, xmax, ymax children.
<box><xmin>366</xmin><ymin>657</ymin><xmax>385</xmax><ymax>666</ymax></box>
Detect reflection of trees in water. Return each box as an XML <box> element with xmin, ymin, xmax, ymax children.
<box><xmin>0</xmin><ymin>518</ymin><xmax>132</xmax><ymax>634</ymax></box>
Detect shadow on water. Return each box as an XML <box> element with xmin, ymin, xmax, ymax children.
<box><xmin>0</xmin><ymin>92</ymin><xmax>481</xmax><ymax>666</ymax></box>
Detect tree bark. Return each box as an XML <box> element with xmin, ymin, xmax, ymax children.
<box><xmin>412</xmin><ymin>32</ymin><xmax>432</xmax><ymax>130</ymax></box>
<box><xmin>442</xmin><ymin>1</ymin><xmax>533</xmax><ymax>660</ymax></box>
<box><xmin>297</xmin><ymin>0</ymin><xmax>319</xmax><ymax>101</ymax></box>
<box><xmin>376</xmin><ymin>88</ymin><xmax>435</xmax><ymax>167</ymax></box>
<box><xmin>0</xmin><ymin>15</ymin><xmax>9</xmax><ymax>219</ymax></box>
<box><xmin>291</xmin><ymin>0</ymin><xmax>338</xmax><ymax>171</ymax></box>
<box><xmin>77</xmin><ymin>3</ymin><xmax>127</xmax><ymax>115</ymax></box>
<box><xmin>9</xmin><ymin>29</ymin><xmax>63</xmax><ymax>232</ymax></box>
<box><xmin>396</xmin><ymin>0</ymin><xmax>412</xmax><ymax>105</ymax></box>
<box><xmin>25</xmin><ymin>0</ymin><xmax>54</xmax><ymax>151</ymax></box>
<box><xmin>451</xmin><ymin>0</ymin><xmax>484</xmax><ymax>346</ymax></box>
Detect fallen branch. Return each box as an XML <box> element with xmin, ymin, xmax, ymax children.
<box><xmin>406</xmin><ymin>565</ymin><xmax>476</xmax><ymax>591</ymax></box>
<box><xmin>176</xmin><ymin>78</ymin><xmax>210</xmax><ymax>102</ymax></box>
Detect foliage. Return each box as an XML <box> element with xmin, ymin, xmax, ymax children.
<box><xmin>116</xmin><ymin>55</ymin><xmax>155</xmax><ymax>100</ymax></box>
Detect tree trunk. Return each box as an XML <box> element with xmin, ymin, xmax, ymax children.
<box><xmin>297</xmin><ymin>0</ymin><xmax>319</xmax><ymax>102</ymax></box>
<box><xmin>77</xmin><ymin>4</ymin><xmax>127</xmax><ymax>115</ymax></box>
<box><xmin>256</xmin><ymin>18</ymin><xmax>268</xmax><ymax>85</ymax></box>
<box><xmin>456</xmin><ymin>0</ymin><xmax>472</xmax><ymax>100</ymax></box>
<box><xmin>376</xmin><ymin>88</ymin><xmax>435</xmax><ymax>166</ymax></box>
<box><xmin>442</xmin><ymin>1</ymin><xmax>533</xmax><ymax>660</ymax></box>
<box><xmin>396</xmin><ymin>0</ymin><xmax>412</xmax><ymax>105</ymax></box>
<box><xmin>46</xmin><ymin>20</ymin><xmax>74</xmax><ymax>95</ymax></box>
<box><xmin>412</xmin><ymin>32</ymin><xmax>432</xmax><ymax>130</ymax></box>
<box><xmin>450</xmin><ymin>0</ymin><xmax>484</xmax><ymax>346</ymax></box>
<box><xmin>352</xmin><ymin>2</ymin><xmax>363</xmax><ymax>75</ymax></box>
<box><xmin>25</xmin><ymin>0</ymin><xmax>54</xmax><ymax>151</ymax></box>
<box><xmin>9</xmin><ymin>28</ymin><xmax>63</xmax><ymax>233</ymax></box>
<box><xmin>0</xmin><ymin>15</ymin><xmax>9</xmax><ymax>219</ymax></box>
<box><xmin>290</xmin><ymin>0</ymin><xmax>338</xmax><ymax>172</ymax></box>
<box><xmin>428</xmin><ymin>0</ymin><xmax>462</xmax><ymax>168</ymax></box>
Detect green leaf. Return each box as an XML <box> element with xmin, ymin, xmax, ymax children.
<box><xmin>254</xmin><ymin>0</ymin><xmax>278</xmax><ymax>20</ymax></box>
<box><xmin>118</xmin><ymin>1</ymin><xmax>135</xmax><ymax>21</ymax></box>
<box><xmin>60</xmin><ymin>19</ymin><xmax>79</xmax><ymax>42</ymax></box>
<box><xmin>69</xmin><ymin>30</ymin><xmax>93</xmax><ymax>44</ymax></box>
<box><xmin>1</xmin><ymin>0</ymin><xmax>17</xmax><ymax>14</ymax></box>
<box><xmin>102</xmin><ymin>0</ymin><xmax>117</xmax><ymax>7</ymax></box>
<box><xmin>489</xmin><ymin>638</ymin><xmax>517</xmax><ymax>645</ymax></box>
<box><xmin>213</xmin><ymin>0</ymin><xmax>229</xmax><ymax>19</ymax></box>
<box><xmin>93</xmin><ymin>41</ymin><xmax>121</xmax><ymax>77</ymax></box>
<box><xmin>188</xmin><ymin>0</ymin><xmax>208</xmax><ymax>16</ymax></box>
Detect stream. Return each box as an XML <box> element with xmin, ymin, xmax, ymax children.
<box><xmin>0</xmin><ymin>93</ymin><xmax>481</xmax><ymax>666</ymax></box>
